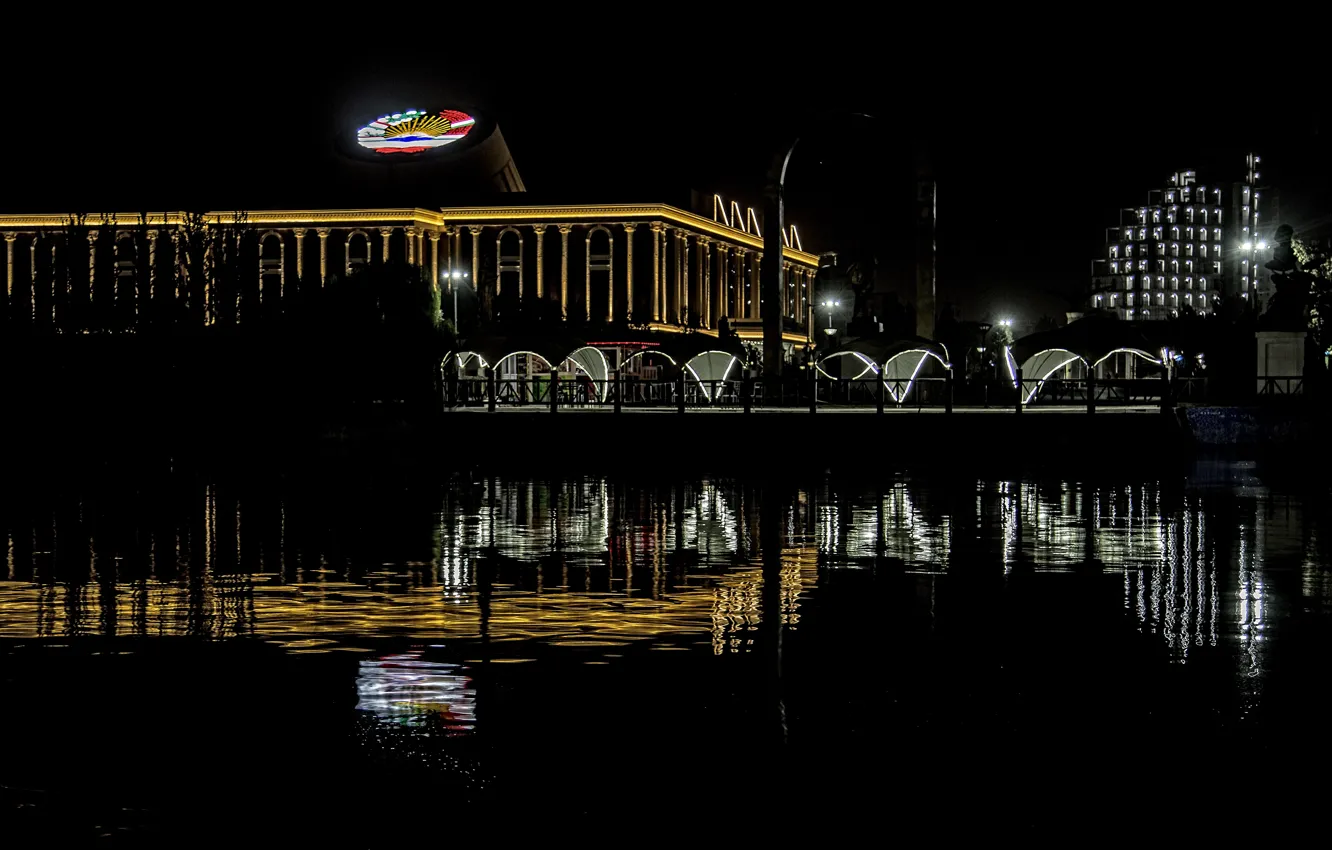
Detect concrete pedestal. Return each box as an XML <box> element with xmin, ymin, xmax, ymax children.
<box><xmin>1255</xmin><ymin>331</ymin><xmax>1306</xmax><ymax>394</ymax></box>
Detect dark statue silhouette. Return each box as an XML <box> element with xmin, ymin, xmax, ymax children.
<box><xmin>1261</xmin><ymin>223</ymin><xmax>1312</xmax><ymax>330</ymax></box>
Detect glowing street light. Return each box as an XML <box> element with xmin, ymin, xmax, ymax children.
<box><xmin>820</xmin><ymin>298</ymin><xmax>841</xmax><ymax>331</ymax></box>
<box><xmin>445</xmin><ymin>268</ymin><xmax>471</xmax><ymax>325</ymax></box>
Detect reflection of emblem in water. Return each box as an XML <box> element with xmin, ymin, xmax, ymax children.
<box><xmin>356</xmin><ymin>108</ymin><xmax>477</xmax><ymax>155</ymax></box>
<box><xmin>356</xmin><ymin>652</ymin><xmax>476</xmax><ymax>730</ymax></box>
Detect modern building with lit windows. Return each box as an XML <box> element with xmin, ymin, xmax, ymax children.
<box><xmin>1090</xmin><ymin>154</ymin><xmax>1269</xmax><ymax>319</ymax></box>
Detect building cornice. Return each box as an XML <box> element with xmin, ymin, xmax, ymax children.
<box><xmin>0</xmin><ymin>203</ymin><xmax>819</xmax><ymax>264</ymax></box>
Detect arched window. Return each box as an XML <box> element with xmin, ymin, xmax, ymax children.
<box><xmin>114</xmin><ymin>233</ymin><xmax>137</xmax><ymax>318</ymax></box>
<box><xmin>346</xmin><ymin>230</ymin><xmax>370</xmax><ymax>275</ymax></box>
<box><xmin>586</xmin><ymin>226</ymin><xmax>613</xmax><ymax>323</ymax></box>
<box><xmin>497</xmin><ymin>228</ymin><xmax>524</xmax><ymax>302</ymax></box>
<box><xmin>259</xmin><ymin>232</ymin><xmax>284</xmax><ymax>312</ymax></box>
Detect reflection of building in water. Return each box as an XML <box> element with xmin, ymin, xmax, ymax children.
<box><xmin>357</xmin><ymin>651</ymin><xmax>476</xmax><ymax>731</ymax></box>
<box><xmin>0</xmin><ymin>472</ymin><xmax>1312</xmax><ymax>688</ymax></box>
<box><xmin>1125</xmin><ymin>501</ymin><xmax>1219</xmax><ymax>661</ymax></box>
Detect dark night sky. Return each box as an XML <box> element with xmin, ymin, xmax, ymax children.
<box><xmin>4</xmin><ymin>24</ymin><xmax>1328</xmax><ymax>327</ymax></box>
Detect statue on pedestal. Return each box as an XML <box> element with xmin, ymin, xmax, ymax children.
<box><xmin>1262</xmin><ymin>223</ymin><xmax>1313</xmax><ymax>330</ymax></box>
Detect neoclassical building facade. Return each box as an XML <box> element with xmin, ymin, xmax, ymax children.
<box><xmin>0</xmin><ymin>203</ymin><xmax>819</xmax><ymax>345</ymax></box>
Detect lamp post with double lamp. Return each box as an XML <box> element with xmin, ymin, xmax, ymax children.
<box><xmin>444</xmin><ymin>267</ymin><xmax>471</xmax><ymax>326</ymax></box>
<box><xmin>820</xmin><ymin>298</ymin><xmax>841</xmax><ymax>337</ymax></box>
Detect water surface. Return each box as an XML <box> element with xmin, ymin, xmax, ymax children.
<box><xmin>2</xmin><ymin>462</ymin><xmax>1329</xmax><ymax>843</ymax></box>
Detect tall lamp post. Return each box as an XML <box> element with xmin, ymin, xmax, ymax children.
<box><xmin>445</xmin><ymin>267</ymin><xmax>471</xmax><ymax>326</ymax></box>
<box><xmin>820</xmin><ymin>298</ymin><xmax>841</xmax><ymax>336</ymax></box>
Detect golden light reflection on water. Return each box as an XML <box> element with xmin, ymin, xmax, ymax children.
<box><xmin>0</xmin><ymin>473</ymin><xmax>1323</xmax><ymax>684</ymax></box>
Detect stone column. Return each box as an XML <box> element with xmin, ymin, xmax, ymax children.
<box><xmin>469</xmin><ymin>226</ymin><xmax>482</xmax><ymax>309</ymax></box>
<box><xmin>754</xmin><ymin>254</ymin><xmax>763</xmax><ymax>319</ymax></box>
<box><xmin>604</xmin><ymin>231</ymin><xmax>614</xmax><ymax>324</ymax></box>
<box><xmin>30</xmin><ymin>236</ymin><xmax>39</xmax><ymax>321</ymax></box>
<box><xmin>623</xmin><ymin>223</ymin><xmax>636</xmax><ymax>323</ymax></box>
<box><xmin>682</xmin><ymin>233</ymin><xmax>691</xmax><ymax>325</ymax></box>
<box><xmin>533</xmin><ymin>224</ymin><xmax>546</xmax><ymax>300</ymax></box>
<box><xmin>429</xmin><ymin>230</ymin><xmax>440</xmax><ymax>291</ymax></box>
<box><xmin>735</xmin><ymin>248</ymin><xmax>747</xmax><ymax>319</ymax></box>
<box><xmin>650</xmin><ymin>223</ymin><xmax>662</xmax><ymax>322</ymax></box>
<box><xmin>699</xmin><ymin>236</ymin><xmax>710</xmax><ymax>329</ymax></box>
<box><xmin>288</xmin><ymin>228</ymin><xmax>304</xmax><ymax>286</ymax></box>
<box><xmin>405</xmin><ymin>227</ymin><xmax>416</xmax><ymax>265</ymax></box>
<box><xmin>450</xmin><ymin>225</ymin><xmax>460</xmax><ymax>277</ymax></box>
<box><xmin>146</xmin><ymin>230</ymin><xmax>158</xmax><ymax>305</ymax></box>
<box><xmin>717</xmin><ymin>245</ymin><xmax>729</xmax><ymax>323</ymax></box>
<box><xmin>51</xmin><ymin>239</ymin><xmax>59</xmax><ymax>325</ymax></box>
<box><xmin>5</xmin><ymin>232</ymin><xmax>15</xmax><ymax>303</ymax></box>
<box><xmin>317</xmin><ymin>228</ymin><xmax>328</xmax><ymax>282</ymax></box>
<box><xmin>86</xmin><ymin>231</ymin><xmax>98</xmax><ymax>317</ymax></box>
<box><xmin>379</xmin><ymin>228</ymin><xmax>392</xmax><ymax>263</ymax></box>
<box><xmin>558</xmin><ymin>225</ymin><xmax>571</xmax><ymax>319</ymax></box>
<box><xmin>585</xmin><ymin>231</ymin><xmax>593</xmax><ymax>322</ymax></box>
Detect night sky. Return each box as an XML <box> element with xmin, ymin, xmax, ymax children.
<box><xmin>5</xmin><ymin>30</ymin><xmax>1328</xmax><ymax>328</ymax></box>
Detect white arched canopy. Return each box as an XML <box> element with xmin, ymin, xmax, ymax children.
<box><xmin>816</xmin><ymin>348</ymin><xmax>950</xmax><ymax>402</ymax></box>
<box><xmin>451</xmin><ymin>351</ymin><xmax>491</xmax><ymax>373</ymax></box>
<box><xmin>881</xmin><ymin>349</ymin><xmax>949</xmax><ymax>403</ymax></box>
<box><xmin>564</xmin><ymin>346</ymin><xmax>609</xmax><ymax>386</ymax></box>
<box><xmin>816</xmin><ymin>351</ymin><xmax>879</xmax><ymax>381</ymax></box>
<box><xmin>620</xmin><ymin>349</ymin><xmax>678</xmax><ymax>369</ymax></box>
<box><xmin>561</xmin><ymin>345</ymin><xmax>610</xmax><ymax>400</ymax></box>
<box><xmin>1007</xmin><ymin>347</ymin><xmax>1086</xmax><ymax>404</ymax></box>
<box><xmin>684</xmin><ymin>350</ymin><xmax>739</xmax><ymax>401</ymax></box>
<box><xmin>1007</xmin><ymin>346</ymin><xmax>1162</xmax><ymax>403</ymax></box>
<box><xmin>495</xmin><ymin>350</ymin><xmax>554</xmax><ymax>376</ymax></box>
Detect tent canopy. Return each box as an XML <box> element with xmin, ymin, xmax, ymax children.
<box><xmin>1009</xmin><ymin>315</ymin><xmax>1157</xmax><ymax>366</ymax></box>
<box><xmin>457</xmin><ymin>329</ymin><xmax>587</xmax><ymax>370</ymax></box>
<box><xmin>820</xmin><ymin>334</ymin><xmax>950</xmax><ymax>368</ymax></box>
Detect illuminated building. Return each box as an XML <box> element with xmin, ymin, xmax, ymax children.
<box><xmin>1089</xmin><ymin>154</ymin><xmax>1269</xmax><ymax>318</ymax></box>
<box><xmin>0</xmin><ymin>102</ymin><xmax>820</xmax><ymax>361</ymax></box>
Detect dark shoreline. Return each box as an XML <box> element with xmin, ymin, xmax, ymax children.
<box><xmin>4</xmin><ymin>403</ymin><xmax>1326</xmax><ymax>484</ymax></box>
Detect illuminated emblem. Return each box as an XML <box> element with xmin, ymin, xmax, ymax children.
<box><xmin>356</xmin><ymin>108</ymin><xmax>476</xmax><ymax>155</ymax></box>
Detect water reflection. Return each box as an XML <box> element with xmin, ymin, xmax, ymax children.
<box><xmin>0</xmin><ymin>471</ymin><xmax>1326</xmax><ymax>687</ymax></box>
<box><xmin>357</xmin><ymin>650</ymin><xmax>476</xmax><ymax>730</ymax></box>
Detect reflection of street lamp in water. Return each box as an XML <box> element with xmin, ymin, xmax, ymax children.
<box><xmin>445</xmin><ymin>268</ymin><xmax>470</xmax><ymax>325</ymax></box>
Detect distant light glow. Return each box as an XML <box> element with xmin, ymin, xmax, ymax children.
<box><xmin>357</xmin><ymin>108</ymin><xmax>476</xmax><ymax>155</ymax></box>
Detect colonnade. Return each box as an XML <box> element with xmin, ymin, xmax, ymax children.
<box><xmin>2</xmin><ymin>216</ymin><xmax>818</xmax><ymax>331</ymax></box>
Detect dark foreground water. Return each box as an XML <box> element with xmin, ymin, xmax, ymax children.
<box><xmin>2</xmin><ymin>460</ymin><xmax>1330</xmax><ymax>845</ymax></box>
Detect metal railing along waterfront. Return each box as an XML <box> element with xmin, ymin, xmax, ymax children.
<box><xmin>444</xmin><ymin>372</ymin><xmax>1309</xmax><ymax>412</ymax></box>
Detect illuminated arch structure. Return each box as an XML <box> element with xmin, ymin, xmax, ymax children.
<box><xmin>450</xmin><ymin>337</ymin><xmax>611</xmax><ymax>401</ymax></box>
<box><xmin>816</xmin><ymin>337</ymin><xmax>952</xmax><ymax>404</ymax></box>
<box><xmin>1006</xmin><ymin>317</ymin><xmax>1164</xmax><ymax>404</ymax></box>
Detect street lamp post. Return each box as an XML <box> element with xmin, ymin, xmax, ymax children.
<box><xmin>821</xmin><ymin>298</ymin><xmax>840</xmax><ymax>335</ymax></box>
<box><xmin>445</xmin><ymin>267</ymin><xmax>471</xmax><ymax>326</ymax></box>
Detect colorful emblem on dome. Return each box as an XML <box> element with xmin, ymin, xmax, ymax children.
<box><xmin>356</xmin><ymin>109</ymin><xmax>476</xmax><ymax>155</ymax></box>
